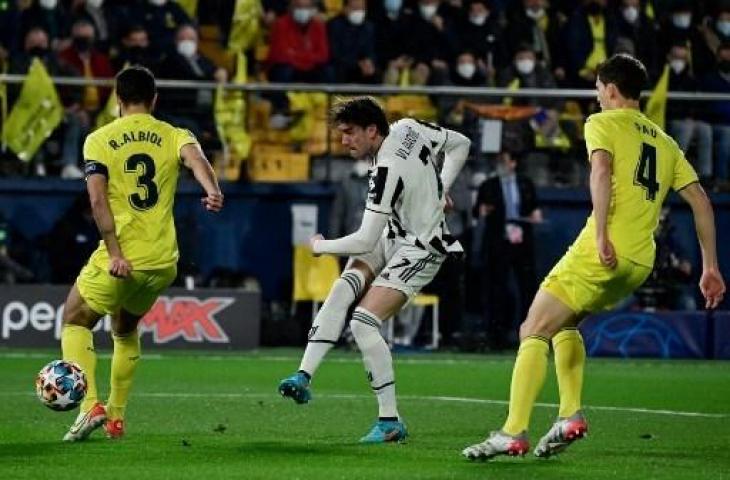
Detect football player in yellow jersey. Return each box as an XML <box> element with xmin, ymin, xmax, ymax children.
<box><xmin>59</xmin><ymin>66</ymin><xmax>223</xmax><ymax>442</ymax></box>
<box><xmin>463</xmin><ymin>54</ymin><xmax>726</xmax><ymax>461</ymax></box>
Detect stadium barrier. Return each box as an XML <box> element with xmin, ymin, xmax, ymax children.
<box><xmin>0</xmin><ymin>285</ymin><xmax>260</xmax><ymax>350</ymax></box>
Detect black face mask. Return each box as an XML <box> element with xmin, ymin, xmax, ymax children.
<box><xmin>28</xmin><ymin>46</ymin><xmax>48</xmax><ymax>58</ymax></box>
<box><xmin>73</xmin><ymin>36</ymin><xmax>92</xmax><ymax>52</ymax></box>
<box><xmin>127</xmin><ymin>46</ymin><xmax>147</xmax><ymax>60</ymax></box>
<box><xmin>585</xmin><ymin>2</ymin><xmax>603</xmax><ymax>15</ymax></box>
<box><xmin>719</xmin><ymin>60</ymin><xmax>730</xmax><ymax>73</ymax></box>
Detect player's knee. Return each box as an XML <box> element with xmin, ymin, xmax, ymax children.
<box><xmin>349</xmin><ymin>307</ymin><xmax>381</xmax><ymax>341</ymax></box>
<box><xmin>519</xmin><ymin>314</ymin><xmax>556</xmax><ymax>340</ymax></box>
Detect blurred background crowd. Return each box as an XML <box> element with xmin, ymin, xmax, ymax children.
<box><xmin>0</xmin><ymin>0</ymin><xmax>728</xmax><ymax>349</ymax></box>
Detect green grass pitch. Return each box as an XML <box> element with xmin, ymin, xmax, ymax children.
<box><xmin>1</xmin><ymin>348</ymin><xmax>729</xmax><ymax>479</ymax></box>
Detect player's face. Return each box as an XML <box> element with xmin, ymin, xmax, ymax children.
<box><xmin>337</xmin><ymin>123</ymin><xmax>377</xmax><ymax>159</ymax></box>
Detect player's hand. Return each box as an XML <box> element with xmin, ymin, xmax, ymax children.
<box><xmin>444</xmin><ymin>194</ymin><xmax>454</xmax><ymax>212</ymax></box>
<box><xmin>699</xmin><ymin>268</ymin><xmax>725</xmax><ymax>309</ymax></box>
<box><xmin>597</xmin><ymin>236</ymin><xmax>617</xmax><ymax>269</ymax></box>
<box><xmin>109</xmin><ymin>256</ymin><xmax>132</xmax><ymax>279</ymax></box>
<box><xmin>309</xmin><ymin>234</ymin><xmax>324</xmax><ymax>257</ymax></box>
<box><xmin>201</xmin><ymin>192</ymin><xmax>224</xmax><ymax>212</ymax></box>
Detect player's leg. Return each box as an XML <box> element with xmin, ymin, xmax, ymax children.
<box><xmin>105</xmin><ymin>308</ymin><xmax>143</xmax><ymax>439</ymax></box>
<box><xmin>352</xmin><ymin>286</ymin><xmax>409</xmax><ymax>443</ymax></box>
<box><xmin>106</xmin><ymin>266</ymin><xmax>176</xmax><ymax>438</ymax></box>
<box><xmin>463</xmin><ymin>289</ymin><xmax>576</xmax><ymax>460</ymax></box>
<box><xmin>353</xmin><ymin>245</ymin><xmax>444</xmax><ymax>443</ymax></box>
<box><xmin>61</xmin><ymin>264</ymin><xmax>116</xmax><ymax>442</ymax></box>
<box><xmin>280</xmin><ymin>239</ymin><xmax>387</xmax><ymax>404</ymax></box>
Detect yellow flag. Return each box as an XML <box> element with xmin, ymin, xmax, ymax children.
<box><xmin>292</xmin><ymin>245</ymin><xmax>340</xmax><ymax>302</ymax></box>
<box><xmin>95</xmin><ymin>89</ymin><xmax>119</xmax><ymax>130</ymax></box>
<box><xmin>0</xmin><ymin>70</ymin><xmax>7</xmax><ymax>151</ymax></box>
<box><xmin>502</xmin><ymin>77</ymin><xmax>520</xmax><ymax>106</ymax></box>
<box><xmin>174</xmin><ymin>0</ymin><xmax>198</xmax><ymax>19</ymax></box>
<box><xmin>644</xmin><ymin>63</ymin><xmax>669</xmax><ymax>131</ymax></box>
<box><xmin>2</xmin><ymin>58</ymin><xmax>63</xmax><ymax>161</ymax></box>
<box><xmin>228</xmin><ymin>0</ymin><xmax>262</xmax><ymax>52</ymax></box>
<box><xmin>214</xmin><ymin>52</ymin><xmax>251</xmax><ymax>174</ymax></box>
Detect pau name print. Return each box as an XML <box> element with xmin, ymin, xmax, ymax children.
<box><xmin>109</xmin><ymin>130</ymin><xmax>163</xmax><ymax>150</ymax></box>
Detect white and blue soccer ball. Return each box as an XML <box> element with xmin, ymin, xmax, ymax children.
<box><xmin>35</xmin><ymin>360</ymin><xmax>87</xmax><ymax>411</ymax></box>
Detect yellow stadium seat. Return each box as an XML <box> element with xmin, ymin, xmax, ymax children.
<box><xmin>249</xmin><ymin>150</ymin><xmax>310</xmax><ymax>182</ymax></box>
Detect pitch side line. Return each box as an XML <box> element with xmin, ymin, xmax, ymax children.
<box><xmin>6</xmin><ymin>391</ymin><xmax>726</xmax><ymax>418</ymax></box>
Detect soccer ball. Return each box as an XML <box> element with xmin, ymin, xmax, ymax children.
<box><xmin>35</xmin><ymin>360</ymin><xmax>87</xmax><ymax>411</ymax></box>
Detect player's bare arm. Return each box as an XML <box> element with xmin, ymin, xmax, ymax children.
<box><xmin>589</xmin><ymin>149</ymin><xmax>616</xmax><ymax>269</ymax></box>
<box><xmin>87</xmin><ymin>174</ymin><xmax>131</xmax><ymax>278</ymax></box>
<box><xmin>181</xmin><ymin>143</ymin><xmax>223</xmax><ymax>212</ymax></box>
<box><xmin>678</xmin><ymin>182</ymin><xmax>726</xmax><ymax>308</ymax></box>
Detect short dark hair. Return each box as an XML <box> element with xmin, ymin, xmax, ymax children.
<box><xmin>331</xmin><ymin>96</ymin><xmax>389</xmax><ymax>136</ymax></box>
<box><xmin>116</xmin><ymin>66</ymin><xmax>156</xmax><ymax>106</ymax></box>
<box><xmin>596</xmin><ymin>53</ymin><xmax>648</xmax><ymax>100</ymax></box>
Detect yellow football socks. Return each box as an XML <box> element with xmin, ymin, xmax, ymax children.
<box><xmin>552</xmin><ymin>328</ymin><xmax>585</xmax><ymax>418</ymax></box>
<box><xmin>61</xmin><ymin>325</ymin><xmax>98</xmax><ymax>412</ymax></box>
<box><xmin>107</xmin><ymin>331</ymin><xmax>141</xmax><ymax>420</ymax></box>
<box><xmin>502</xmin><ymin>336</ymin><xmax>550</xmax><ymax>436</ymax></box>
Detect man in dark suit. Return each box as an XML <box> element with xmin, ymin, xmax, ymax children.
<box><xmin>475</xmin><ymin>151</ymin><xmax>542</xmax><ymax>349</ymax></box>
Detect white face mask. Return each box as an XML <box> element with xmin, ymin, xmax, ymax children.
<box><xmin>525</xmin><ymin>7</ymin><xmax>545</xmax><ymax>20</ymax></box>
<box><xmin>469</xmin><ymin>13</ymin><xmax>487</xmax><ymax>26</ymax></box>
<box><xmin>672</xmin><ymin>13</ymin><xmax>692</xmax><ymax>29</ymax></box>
<box><xmin>669</xmin><ymin>58</ymin><xmax>687</xmax><ymax>74</ymax></box>
<box><xmin>293</xmin><ymin>7</ymin><xmax>315</xmax><ymax>24</ymax></box>
<box><xmin>457</xmin><ymin>62</ymin><xmax>476</xmax><ymax>79</ymax></box>
<box><xmin>39</xmin><ymin>0</ymin><xmax>58</xmax><ymax>9</ymax></box>
<box><xmin>515</xmin><ymin>58</ymin><xmax>535</xmax><ymax>75</ymax></box>
<box><xmin>419</xmin><ymin>4</ymin><xmax>438</xmax><ymax>20</ymax></box>
<box><xmin>717</xmin><ymin>19</ymin><xmax>730</xmax><ymax>37</ymax></box>
<box><xmin>86</xmin><ymin>0</ymin><xmax>104</xmax><ymax>8</ymax></box>
<box><xmin>149</xmin><ymin>0</ymin><xmax>167</xmax><ymax>5</ymax></box>
<box><xmin>348</xmin><ymin>9</ymin><xmax>366</xmax><ymax>25</ymax></box>
<box><xmin>622</xmin><ymin>6</ymin><xmax>639</xmax><ymax>24</ymax></box>
<box><xmin>177</xmin><ymin>39</ymin><xmax>197</xmax><ymax>57</ymax></box>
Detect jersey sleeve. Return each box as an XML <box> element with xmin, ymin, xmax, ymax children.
<box><xmin>584</xmin><ymin>114</ymin><xmax>614</xmax><ymax>160</ymax></box>
<box><xmin>83</xmin><ymin>135</ymin><xmax>109</xmax><ymax>179</ymax></box>
<box><xmin>173</xmin><ymin>128</ymin><xmax>199</xmax><ymax>159</ymax></box>
<box><xmin>671</xmin><ymin>147</ymin><xmax>699</xmax><ymax>191</ymax></box>
<box><xmin>366</xmin><ymin>152</ymin><xmax>405</xmax><ymax>215</ymax></box>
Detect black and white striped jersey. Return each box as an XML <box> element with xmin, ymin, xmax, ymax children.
<box><xmin>366</xmin><ymin>118</ymin><xmax>464</xmax><ymax>256</ymax></box>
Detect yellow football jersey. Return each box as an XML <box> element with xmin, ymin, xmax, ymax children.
<box><xmin>576</xmin><ymin>108</ymin><xmax>698</xmax><ymax>267</ymax></box>
<box><xmin>82</xmin><ymin>113</ymin><xmax>198</xmax><ymax>271</ymax></box>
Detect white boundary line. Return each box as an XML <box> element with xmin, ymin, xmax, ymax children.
<box><xmin>4</xmin><ymin>391</ymin><xmax>726</xmax><ymax>418</ymax></box>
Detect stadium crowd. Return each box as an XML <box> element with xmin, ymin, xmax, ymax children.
<box><xmin>0</xmin><ymin>0</ymin><xmax>729</xmax><ymax>187</ymax></box>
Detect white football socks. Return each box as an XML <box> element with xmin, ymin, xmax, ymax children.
<box><xmin>351</xmin><ymin>307</ymin><xmax>399</xmax><ymax>420</ymax></box>
<box><xmin>298</xmin><ymin>269</ymin><xmax>365</xmax><ymax>377</ymax></box>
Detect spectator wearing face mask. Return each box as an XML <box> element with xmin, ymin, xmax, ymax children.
<box><xmin>135</xmin><ymin>0</ymin><xmax>193</xmax><ymax>60</ymax></box>
<box><xmin>659</xmin><ymin>1</ymin><xmax>714</xmax><ymax>77</ymax></box>
<box><xmin>266</xmin><ymin>0</ymin><xmax>331</xmax><ymax>127</ymax></box>
<box><xmin>327</xmin><ymin>0</ymin><xmax>378</xmax><ymax>83</ymax></box>
<box><xmin>455</xmin><ymin>0</ymin><xmax>505</xmax><ymax>79</ymax></box>
<box><xmin>372</xmin><ymin>0</ymin><xmax>413</xmax><ymax>78</ymax></box>
<box><xmin>665</xmin><ymin>43</ymin><xmax>714</xmax><ymax>184</ymax></box>
<box><xmin>156</xmin><ymin>24</ymin><xmax>227</xmax><ymax>152</ymax></box>
<box><xmin>498</xmin><ymin>44</ymin><xmax>558</xmax><ymax>107</ymax></box>
<box><xmin>563</xmin><ymin>0</ymin><xmax>619</xmax><ymax>87</ymax></box>
<box><xmin>697</xmin><ymin>6</ymin><xmax>730</xmax><ymax>73</ymax></box>
<box><xmin>396</xmin><ymin>0</ymin><xmax>457</xmax><ymax>85</ymax></box>
<box><xmin>58</xmin><ymin>18</ymin><xmax>114</xmax><ymax>113</ymax></box>
<box><xmin>8</xmin><ymin>27</ymin><xmax>85</xmax><ymax>178</ymax></box>
<box><xmin>67</xmin><ymin>0</ymin><xmax>114</xmax><ymax>52</ymax></box>
<box><xmin>112</xmin><ymin>25</ymin><xmax>158</xmax><ymax>72</ymax></box>
<box><xmin>613</xmin><ymin>0</ymin><xmax>660</xmax><ymax>81</ymax></box>
<box><xmin>437</xmin><ymin>51</ymin><xmax>487</xmax><ymax>128</ymax></box>
<box><xmin>20</xmin><ymin>0</ymin><xmax>72</xmax><ymax>50</ymax></box>
<box><xmin>505</xmin><ymin>0</ymin><xmax>566</xmax><ymax>83</ymax></box>
<box><xmin>701</xmin><ymin>42</ymin><xmax>730</xmax><ymax>188</ymax></box>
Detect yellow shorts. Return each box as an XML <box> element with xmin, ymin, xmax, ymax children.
<box><xmin>76</xmin><ymin>262</ymin><xmax>177</xmax><ymax>316</ymax></box>
<box><xmin>540</xmin><ymin>243</ymin><xmax>651</xmax><ymax>314</ymax></box>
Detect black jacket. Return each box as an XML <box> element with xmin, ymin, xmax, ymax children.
<box><xmin>475</xmin><ymin>173</ymin><xmax>539</xmax><ymax>249</ymax></box>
